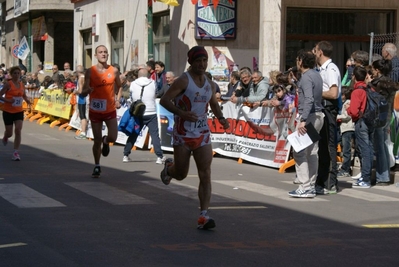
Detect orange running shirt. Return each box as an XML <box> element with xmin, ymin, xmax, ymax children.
<box><xmin>89</xmin><ymin>65</ymin><xmax>117</xmax><ymax>113</ymax></box>
<box><xmin>2</xmin><ymin>81</ymin><xmax>25</xmax><ymax>113</ymax></box>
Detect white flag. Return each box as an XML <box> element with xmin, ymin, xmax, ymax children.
<box><xmin>17</xmin><ymin>36</ymin><xmax>30</xmax><ymax>60</ymax></box>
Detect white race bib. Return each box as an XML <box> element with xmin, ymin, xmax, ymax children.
<box><xmin>190</xmin><ymin>115</ymin><xmax>208</xmax><ymax>131</ymax></box>
<box><xmin>90</xmin><ymin>98</ymin><xmax>107</xmax><ymax>111</ymax></box>
<box><xmin>12</xmin><ymin>97</ymin><xmax>23</xmax><ymax>107</ymax></box>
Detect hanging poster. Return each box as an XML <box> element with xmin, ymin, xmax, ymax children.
<box><xmin>195</xmin><ymin>0</ymin><xmax>237</xmax><ymax>40</ymax></box>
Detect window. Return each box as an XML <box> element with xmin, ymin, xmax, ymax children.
<box><xmin>109</xmin><ymin>22</ymin><xmax>124</xmax><ymax>73</ymax></box>
<box><xmin>285</xmin><ymin>8</ymin><xmax>395</xmax><ymax>72</ymax></box>
<box><xmin>153</xmin><ymin>12</ymin><xmax>170</xmax><ymax>70</ymax></box>
<box><xmin>81</xmin><ymin>30</ymin><xmax>92</xmax><ymax>69</ymax></box>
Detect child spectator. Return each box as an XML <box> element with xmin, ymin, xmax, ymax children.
<box><xmin>337</xmin><ymin>86</ymin><xmax>355</xmax><ymax>178</ymax></box>
<box><xmin>347</xmin><ymin>66</ymin><xmax>373</xmax><ymax>188</ymax></box>
<box><xmin>272</xmin><ymin>84</ymin><xmax>295</xmax><ymax>112</ymax></box>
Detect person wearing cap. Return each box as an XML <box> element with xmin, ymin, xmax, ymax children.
<box><xmin>159</xmin><ymin>46</ymin><xmax>229</xmax><ymax>230</ymax></box>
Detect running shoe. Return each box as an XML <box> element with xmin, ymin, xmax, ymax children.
<box><xmin>156</xmin><ymin>156</ymin><xmax>166</xmax><ymax>164</ymax></box>
<box><xmin>101</xmin><ymin>136</ymin><xmax>110</xmax><ymax>157</ymax></box>
<box><xmin>160</xmin><ymin>158</ymin><xmax>173</xmax><ymax>185</ymax></box>
<box><xmin>352</xmin><ymin>179</ymin><xmax>370</xmax><ymax>188</ymax></box>
<box><xmin>288</xmin><ymin>188</ymin><xmax>316</xmax><ymax>198</ymax></box>
<box><xmin>92</xmin><ymin>166</ymin><xmax>101</xmax><ymax>178</ymax></box>
<box><xmin>123</xmin><ymin>155</ymin><xmax>131</xmax><ymax>163</ymax></box>
<box><xmin>197</xmin><ymin>214</ymin><xmax>216</xmax><ymax>230</ymax></box>
<box><xmin>2</xmin><ymin>136</ymin><xmax>8</xmax><ymax>146</ymax></box>
<box><xmin>12</xmin><ymin>151</ymin><xmax>20</xmax><ymax>161</ymax></box>
<box><xmin>74</xmin><ymin>133</ymin><xmax>87</xmax><ymax>140</ymax></box>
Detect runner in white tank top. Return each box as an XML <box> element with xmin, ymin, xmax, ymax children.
<box><xmin>159</xmin><ymin>46</ymin><xmax>230</xmax><ymax>230</ymax></box>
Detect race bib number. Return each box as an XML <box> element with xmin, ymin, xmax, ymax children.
<box><xmin>90</xmin><ymin>98</ymin><xmax>107</xmax><ymax>111</ymax></box>
<box><xmin>12</xmin><ymin>97</ymin><xmax>23</xmax><ymax>107</ymax></box>
<box><xmin>190</xmin><ymin>115</ymin><xmax>208</xmax><ymax>131</ymax></box>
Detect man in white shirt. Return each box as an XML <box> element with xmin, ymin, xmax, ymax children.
<box><xmin>313</xmin><ymin>41</ymin><xmax>342</xmax><ymax>195</ymax></box>
<box><xmin>122</xmin><ymin>68</ymin><xmax>165</xmax><ymax>164</ymax></box>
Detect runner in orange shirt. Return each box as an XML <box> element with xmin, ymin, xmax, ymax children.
<box><xmin>81</xmin><ymin>45</ymin><xmax>122</xmax><ymax>178</ymax></box>
<box><xmin>0</xmin><ymin>66</ymin><xmax>31</xmax><ymax>161</ymax></box>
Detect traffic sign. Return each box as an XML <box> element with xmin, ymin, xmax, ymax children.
<box><xmin>12</xmin><ymin>44</ymin><xmax>19</xmax><ymax>58</ymax></box>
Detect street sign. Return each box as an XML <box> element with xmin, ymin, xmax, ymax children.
<box><xmin>12</xmin><ymin>44</ymin><xmax>19</xmax><ymax>58</ymax></box>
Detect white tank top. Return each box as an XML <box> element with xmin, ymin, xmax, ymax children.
<box><xmin>173</xmin><ymin>72</ymin><xmax>212</xmax><ymax>138</ymax></box>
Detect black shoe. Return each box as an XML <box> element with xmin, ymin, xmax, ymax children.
<box><xmin>92</xmin><ymin>166</ymin><xmax>101</xmax><ymax>178</ymax></box>
<box><xmin>101</xmin><ymin>136</ymin><xmax>110</xmax><ymax>157</ymax></box>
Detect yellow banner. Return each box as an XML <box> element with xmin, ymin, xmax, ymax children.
<box><xmin>35</xmin><ymin>89</ymin><xmax>72</xmax><ymax>119</ymax></box>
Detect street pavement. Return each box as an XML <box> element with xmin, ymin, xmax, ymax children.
<box><xmin>1</xmin><ymin>119</ymin><xmax>399</xmax><ymax>266</ymax></box>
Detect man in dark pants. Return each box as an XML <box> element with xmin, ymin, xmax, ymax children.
<box><xmin>313</xmin><ymin>41</ymin><xmax>342</xmax><ymax>194</ymax></box>
<box><xmin>122</xmin><ymin>68</ymin><xmax>165</xmax><ymax>164</ymax></box>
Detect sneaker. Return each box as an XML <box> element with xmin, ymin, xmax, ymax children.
<box><xmin>315</xmin><ymin>185</ymin><xmax>325</xmax><ymax>195</ymax></box>
<box><xmin>74</xmin><ymin>133</ymin><xmax>87</xmax><ymax>140</ymax></box>
<box><xmin>156</xmin><ymin>156</ymin><xmax>166</xmax><ymax>164</ymax></box>
<box><xmin>2</xmin><ymin>136</ymin><xmax>8</xmax><ymax>146</ymax></box>
<box><xmin>197</xmin><ymin>214</ymin><xmax>216</xmax><ymax>230</ymax></box>
<box><xmin>288</xmin><ymin>188</ymin><xmax>316</xmax><ymax>198</ymax></box>
<box><xmin>352</xmin><ymin>172</ymin><xmax>362</xmax><ymax>180</ymax></box>
<box><xmin>352</xmin><ymin>180</ymin><xmax>370</xmax><ymax>188</ymax></box>
<box><xmin>12</xmin><ymin>151</ymin><xmax>20</xmax><ymax>161</ymax></box>
<box><xmin>123</xmin><ymin>155</ymin><xmax>131</xmax><ymax>163</ymax></box>
<box><xmin>101</xmin><ymin>136</ymin><xmax>110</xmax><ymax>157</ymax></box>
<box><xmin>316</xmin><ymin>185</ymin><xmax>338</xmax><ymax>195</ymax></box>
<box><xmin>337</xmin><ymin>170</ymin><xmax>351</xmax><ymax>178</ymax></box>
<box><xmin>92</xmin><ymin>166</ymin><xmax>101</xmax><ymax>178</ymax></box>
<box><xmin>160</xmin><ymin>158</ymin><xmax>173</xmax><ymax>185</ymax></box>
<box><xmin>375</xmin><ymin>181</ymin><xmax>390</xmax><ymax>186</ymax></box>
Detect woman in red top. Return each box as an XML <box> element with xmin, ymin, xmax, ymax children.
<box><xmin>0</xmin><ymin>66</ymin><xmax>31</xmax><ymax>160</ymax></box>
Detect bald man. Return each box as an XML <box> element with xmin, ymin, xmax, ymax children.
<box><xmin>382</xmin><ymin>43</ymin><xmax>399</xmax><ymax>82</ymax></box>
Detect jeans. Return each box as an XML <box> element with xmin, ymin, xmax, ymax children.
<box><xmin>355</xmin><ymin>119</ymin><xmax>374</xmax><ymax>183</ymax></box>
<box><xmin>373</xmin><ymin>126</ymin><xmax>390</xmax><ymax>183</ymax></box>
<box><xmin>341</xmin><ymin>131</ymin><xmax>354</xmax><ymax>173</ymax></box>
<box><xmin>123</xmin><ymin>114</ymin><xmax>163</xmax><ymax>158</ymax></box>
<box><xmin>294</xmin><ymin>112</ymin><xmax>324</xmax><ymax>192</ymax></box>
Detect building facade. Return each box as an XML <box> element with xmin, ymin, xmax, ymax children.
<box><xmin>1</xmin><ymin>0</ymin><xmax>398</xmax><ymax>78</ymax></box>
<box><xmin>0</xmin><ymin>0</ymin><xmax>74</xmax><ymax>74</ymax></box>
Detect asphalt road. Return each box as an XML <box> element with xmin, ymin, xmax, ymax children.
<box><xmin>1</xmin><ymin>119</ymin><xmax>399</xmax><ymax>267</ymax></box>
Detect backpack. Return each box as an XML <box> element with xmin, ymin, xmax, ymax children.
<box><xmin>360</xmin><ymin>85</ymin><xmax>388</xmax><ymax>128</ymax></box>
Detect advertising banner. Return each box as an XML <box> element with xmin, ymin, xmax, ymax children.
<box><xmin>157</xmin><ymin>100</ymin><xmax>294</xmax><ymax>168</ymax></box>
<box><xmin>35</xmin><ymin>89</ymin><xmax>72</xmax><ymax>119</ymax></box>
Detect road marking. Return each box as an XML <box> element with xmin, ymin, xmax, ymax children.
<box><xmin>0</xmin><ymin>242</ymin><xmax>27</xmax><ymax>249</ymax></box>
<box><xmin>213</xmin><ymin>180</ymin><xmax>328</xmax><ymax>201</ymax></box>
<box><xmin>339</xmin><ymin>189</ymin><xmax>399</xmax><ymax>202</ymax></box>
<box><xmin>0</xmin><ymin>184</ymin><xmax>66</xmax><ymax>208</ymax></box>
<box><xmin>65</xmin><ymin>182</ymin><xmax>155</xmax><ymax>205</ymax></box>
<box><xmin>141</xmin><ymin>181</ymin><xmax>236</xmax><ymax>202</ymax></box>
<box><xmin>208</xmin><ymin>206</ymin><xmax>267</xmax><ymax>210</ymax></box>
<box><xmin>27</xmin><ymin>133</ymin><xmax>59</xmax><ymax>141</ymax></box>
<box><xmin>363</xmin><ymin>224</ymin><xmax>399</xmax><ymax>228</ymax></box>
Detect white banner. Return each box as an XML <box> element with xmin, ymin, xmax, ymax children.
<box><xmin>17</xmin><ymin>36</ymin><xmax>30</xmax><ymax>60</ymax></box>
<box><xmin>157</xmin><ymin>100</ymin><xmax>295</xmax><ymax>169</ymax></box>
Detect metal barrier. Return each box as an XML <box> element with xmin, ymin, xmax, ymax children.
<box><xmin>369</xmin><ymin>32</ymin><xmax>399</xmax><ymax>63</ymax></box>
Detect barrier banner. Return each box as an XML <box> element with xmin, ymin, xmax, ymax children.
<box><xmin>210</xmin><ymin>101</ymin><xmax>293</xmax><ymax>168</ymax></box>
<box><xmin>35</xmin><ymin>89</ymin><xmax>72</xmax><ymax>119</ymax></box>
<box><xmin>157</xmin><ymin>100</ymin><xmax>294</xmax><ymax>168</ymax></box>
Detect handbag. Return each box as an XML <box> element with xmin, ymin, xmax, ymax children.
<box><xmin>130</xmin><ymin>85</ymin><xmax>146</xmax><ymax>117</ymax></box>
